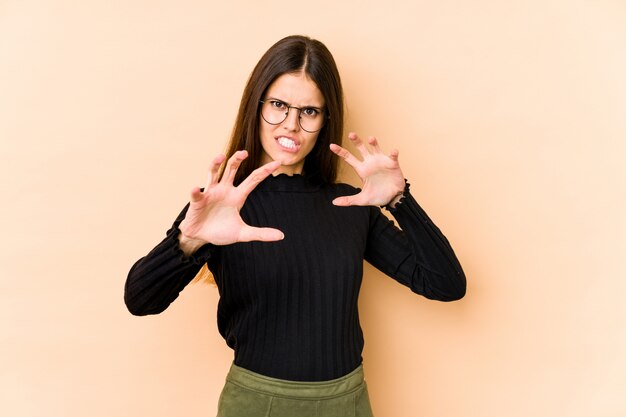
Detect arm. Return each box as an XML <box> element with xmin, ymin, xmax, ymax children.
<box><xmin>365</xmin><ymin>181</ymin><xmax>466</xmax><ymax>301</ymax></box>
<box><xmin>124</xmin><ymin>152</ymin><xmax>284</xmax><ymax>316</ymax></box>
<box><xmin>330</xmin><ymin>132</ymin><xmax>466</xmax><ymax>301</ymax></box>
<box><xmin>123</xmin><ymin>204</ymin><xmax>215</xmax><ymax>316</ymax></box>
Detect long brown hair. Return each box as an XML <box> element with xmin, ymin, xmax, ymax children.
<box><xmin>222</xmin><ymin>35</ymin><xmax>344</xmax><ymax>185</ymax></box>
<box><xmin>195</xmin><ymin>35</ymin><xmax>344</xmax><ymax>285</ymax></box>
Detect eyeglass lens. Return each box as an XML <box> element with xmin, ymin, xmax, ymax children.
<box><xmin>261</xmin><ymin>100</ymin><xmax>325</xmax><ymax>133</ymax></box>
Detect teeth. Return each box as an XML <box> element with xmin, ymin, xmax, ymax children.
<box><xmin>277</xmin><ymin>137</ymin><xmax>296</xmax><ymax>149</ymax></box>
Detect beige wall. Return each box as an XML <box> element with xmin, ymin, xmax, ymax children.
<box><xmin>1</xmin><ymin>1</ymin><xmax>625</xmax><ymax>416</ymax></box>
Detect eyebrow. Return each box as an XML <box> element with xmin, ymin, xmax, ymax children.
<box><xmin>266</xmin><ymin>96</ymin><xmax>324</xmax><ymax>110</ymax></box>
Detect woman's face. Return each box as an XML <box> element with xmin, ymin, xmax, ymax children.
<box><xmin>259</xmin><ymin>72</ymin><xmax>325</xmax><ymax>176</ymax></box>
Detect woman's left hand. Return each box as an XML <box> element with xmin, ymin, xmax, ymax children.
<box><xmin>330</xmin><ymin>132</ymin><xmax>406</xmax><ymax>207</ymax></box>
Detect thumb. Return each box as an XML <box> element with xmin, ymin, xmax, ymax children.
<box><xmin>239</xmin><ymin>226</ymin><xmax>285</xmax><ymax>242</ymax></box>
<box><xmin>332</xmin><ymin>195</ymin><xmax>360</xmax><ymax>206</ymax></box>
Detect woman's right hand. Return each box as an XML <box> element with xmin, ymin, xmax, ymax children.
<box><xmin>177</xmin><ymin>150</ymin><xmax>284</xmax><ymax>255</ymax></box>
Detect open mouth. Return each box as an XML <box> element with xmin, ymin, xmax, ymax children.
<box><xmin>276</xmin><ymin>136</ymin><xmax>300</xmax><ymax>152</ymax></box>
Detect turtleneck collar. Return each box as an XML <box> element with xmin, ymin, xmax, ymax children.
<box><xmin>255</xmin><ymin>173</ymin><xmax>323</xmax><ymax>193</ymax></box>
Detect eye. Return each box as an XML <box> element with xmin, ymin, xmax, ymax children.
<box><xmin>301</xmin><ymin>107</ymin><xmax>320</xmax><ymax>117</ymax></box>
<box><xmin>269</xmin><ymin>100</ymin><xmax>287</xmax><ymax>110</ymax></box>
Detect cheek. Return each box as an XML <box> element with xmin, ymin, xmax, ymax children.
<box><xmin>306</xmin><ymin>133</ymin><xmax>320</xmax><ymax>151</ymax></box>
<box><xmin>259</xmin><ymin>122</ymin><xmax>275</xmax><ymax>146</ymax></box>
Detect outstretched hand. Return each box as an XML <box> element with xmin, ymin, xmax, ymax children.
<box><xmin>178</xmin><ymin>151</ymin><xmax>284</xmax><ymax>250</ymax></box>
<box><xmin>330</xmin><ymin>132</ymin><xmax>405</xmax><ymax>207</ymax></box>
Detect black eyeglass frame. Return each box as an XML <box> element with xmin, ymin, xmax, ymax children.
<box><xmin>259</xmin><ymin>99</ymin><xmax>329</xmax><ymax>133</ymax></box>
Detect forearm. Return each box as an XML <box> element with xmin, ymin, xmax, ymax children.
<box><xmin>367</xmin><ymin>181</ymin><xmax>466</xmax><ymax>301</ymax></box>
<box><xmin>124</xmin><ymin>205</ymin><xmax>215</xmax><ymax>315</ymax></box>
<box><xmin>391</xmin><ymin>189</ymin><xmax>466</xmax><ymax>299</ymax></box>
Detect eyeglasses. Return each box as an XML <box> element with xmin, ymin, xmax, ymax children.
<box><xmin>259</xmin><ymin>99</ymin><xmax>328</xmax><ymax>133</ymax></box>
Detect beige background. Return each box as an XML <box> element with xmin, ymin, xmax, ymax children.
<box><xmin>1</xmin><ymin>1</ymin><xmax>625</xmax><ymax>416</ymax></box>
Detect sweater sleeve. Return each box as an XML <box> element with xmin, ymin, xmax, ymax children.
<box><xmin>364</xmin><ymin>181</ymin><xmax>466</xmax><ymax>301</ymax></box>
<box><xmin>124</xmin><ymin>204</ymin><xmax>217</xmax><ymax>316</ymax></box>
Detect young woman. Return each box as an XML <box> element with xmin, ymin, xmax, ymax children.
<box><xmin>124</xmin><ymin>35</ymin><xmax>466</xmax><ymax>417</ymax></box>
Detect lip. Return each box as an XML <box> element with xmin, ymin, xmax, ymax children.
<box><xmin>275</xmin><ymin>136</ymin><xmax>301</xmax><ymax>153</ymax></box>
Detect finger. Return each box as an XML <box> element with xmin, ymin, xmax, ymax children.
<box><xmin>239</xmin><ymin>226</ymin><xmax>285</xmax><ymax>242</ymax></box>
<box><xmin>332</xmin><ymin>192</ymin><xmax>368</xmax><ymax>207</ymax></box>
<box><xmin>222</xmin><ymin>150</ymin><xmax>248</xmax><ymax>185</ymax></box>
<box><xmin>203</xmin><ymin>154</ymin><xmax>226</xmax><ymax>191</ymax></box>
<box><xmin>348</xmin><ymin>132</ymin><xmax>369</xmax><ymax>158</ymax></box>
<box><xmin>238</xmin><ymin>160</ymin><xmax>282</xmax><ymax>196</ymax></box>
<box><xmin>389</xmin><ymin>148</ymin><xmax>399</xmax><ymax>162</ymax></box>
<box><xmin>368</xmin><ymin>136</ymin><xmax>383</xmax><ymax>154</ymax></box>
<box><xmin>190</xmin><ymin>186</ymin><xmax>204</xmax><ymax>203</ymax></box>
<box><xmin>330</xmin><ymin>143</ymin><xmax>361</xmax><ymax>167</ymax></box>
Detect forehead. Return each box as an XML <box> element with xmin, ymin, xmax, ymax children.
<box><xmin>265</xmin><ymin>72</ymin><xmax>325</xmax><ymax>107</ymax></box>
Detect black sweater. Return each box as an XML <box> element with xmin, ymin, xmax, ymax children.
<box><xmin>124</xmin><ymin>174</ymin><xmax>466</xmax><ymax>381</ymax></box>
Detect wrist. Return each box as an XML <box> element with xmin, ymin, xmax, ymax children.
<box><xmin>382</xmin><ymin>179</ymin><xmax>410</xmax><ymax>210</ymax></box>
<box><xmin>177</xmin><ymin>230</ymin><xmax>207</xmax><ymax>257</ymax></box>
<box><xmin>385</xmin><ymin>190</ymin><xmax>404</xmax><ymax>208</ymax></box>
<box><xmin>387</xmin><ymin>191</ymin><xmax>404</xmax><ymax>208</ymax></box>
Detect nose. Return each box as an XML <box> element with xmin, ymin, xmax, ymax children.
<box><xmin>282</xmin><ymin>107</ymin><xmax>300</xmax><ymax>132</ymax></box>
